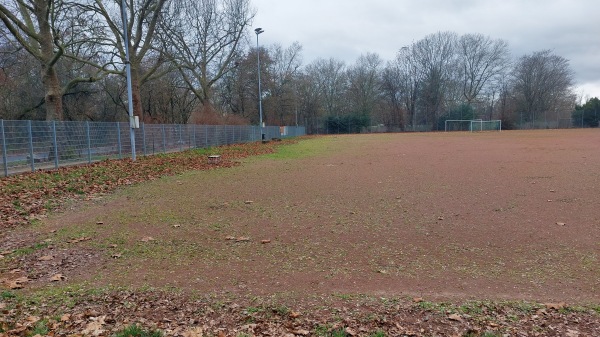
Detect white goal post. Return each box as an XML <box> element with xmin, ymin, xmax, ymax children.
<box><xmin>445</xmin><ymin>119</ymin><xmax>502</xmax><ymax>132</ymax></box>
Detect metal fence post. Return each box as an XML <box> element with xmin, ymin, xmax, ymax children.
<box><xmin>204</xmin><ymin>125</ymin><xmax>208</xmax><ymax>147</ymax></box>
<box><xmin>52</xmin><ymin>121</ymin><xmax>58</xmax><ymax>169</ymax></box>
<box><xmin>161</xmin><ymin>124</ymin><xmax>166</xmax><ymax>153</ymax></box>
<box><xmin>192</xmin><ymin>124</ymin><xmax>196</xmax><ymax>149</ymax></box>
<box><xmin>27</xmin><ymin>120</ymin><xmax>34</xmax><ymax>172</ymax></box>
<box><xmin>86</xmin><ymin>121</ymin><xmax>92</xmax><ymax>163</ymax></box>
<box><xmin>142</xmin><ymin>122</ymin><xmax>147</xmax><ymax>156</ymax></box>
<box><xmin>117</xmin><ymin>122</ymin><xmax>122</xmax><ymax>159</ymax></box>
<box><xmin>1</xmin><ymin>120</ymin><xmax>8</xmax><ymax>177</ymax></box>
<box><xmin>179</xmin><ymin>124</ymin><xmax>183</xmax><ymax>151</ymax></box>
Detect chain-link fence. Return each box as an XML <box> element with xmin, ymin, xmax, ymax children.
<box><xmin>0</xmin><ymin>120</ymin><xmax>305</xmax><ymax>176</ymax></box>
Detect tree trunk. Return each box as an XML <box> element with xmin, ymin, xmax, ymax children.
<box><xmin>130</xmin><ymin>65</ymin><xmax>144</xmax><ymax>119</ymax></box>
<box><xmin>41</xmin><ymin>66</ymin><xmax>63</xmax><ymax>121</ymax></box>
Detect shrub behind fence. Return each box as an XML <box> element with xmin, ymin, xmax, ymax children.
<box><xmin>0</xmin><ymin>120</ymin><xmax>305</xmax><ymax>176</ymax></box>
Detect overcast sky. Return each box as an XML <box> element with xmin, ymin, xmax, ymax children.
<box><xmin>251</xmin><ymin>0</ymin><xmax>600</xmax><ymax>100</ymax></box>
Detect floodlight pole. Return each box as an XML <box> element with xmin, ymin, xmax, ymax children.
<box><xmin>255</xmin><ymin>28</ymin><xmax>265</xmax><ymax>140</ymax></box>
<box><xmin>121</xmin><ymin>0</ymin><xmax>136</xmax><ymax>160</ymax></box>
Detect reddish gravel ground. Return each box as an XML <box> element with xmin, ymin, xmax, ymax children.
<box><xmin>1</xmin><ymin>129</ymin><xmax>599</xmax><ymax>336</ymax></box>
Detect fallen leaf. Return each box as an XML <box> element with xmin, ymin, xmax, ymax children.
<box><xmin>261</xmin><ymin>239</ymin><xmax>271</xmax><ymax>244</ymax></box>
<box><xmin>5</xmin><ymin>280</ymin><xmax>24</xmax><ymax>289</ymax></box>
<box><xmin>244</xmin><ymin>200</ymin><xmax>254</xmax><ymax>204</ymax></box>
<box><xmin>566</xmin><ymin>329</ymin><xmax>580</xmax><ymax>337</ymax></box>
<box><xmin>556</xmin><ymin>222</ymin><xmax>566</xmax><ymax>226</ymax></box>
<box><xmin>96</xmin><ymin>221</ymin><xmax>104</xmax><ymax>225</ymax></box>
<box><xmin>49</xmin><ymin>274</ymin><xmax>66</xmax><ymax>282</ymax></box>
<box><xmin>292</xmin><ymin>329</ymin><xmax>310</xmax><ymax>336</ymax></box>
<box><xmin>345</xmin><ymin>327</ymin><xmax>357</xmax><ymax>336</ymax></box>
<box><xmin>173</xmin><ymin>224</ymin><xmax>181</xmax><ymax>228</ymax></box>
<box><xmin>289</xmin><ymin>311</ymin><xmax>301</xmax><ymax>318</ymax></box>
<box><xmin>236</xmin><ymin>237</ymin><xmax>250</xmax><ymax>242</ymax></box>
<box><xmin>545</xmin><ymin>302</ymin><xmax>566</xmax><ymax>310</ymax></box>
<box><xmin>217</xmin><ymin>331</ymin><xmax>226</xmax><ymax>337</ymax></box>
<box><xmin>109</xmin><ymin>244</ymin><xmax>118</xmax><ymax>248</ymax></box>
<box><xmin>182</xmin><ymin>327</ymin><xmax>203</xmax><ymax>337</ymax></box>
<box><xmin>0</xmin><ymin>255</ymin><xmax>4</xmax><ymax>259</ymax></box>
<box><xmin>9</xmin><ymin>269</ymin><xmax>22</xmax><ymax>274</ymax></box>
<box><xmin>61</xmin><ymin>314</ymin><xmax>71</xmax><ymax>322</ymax></box>
<box><xmin>14</xmin><ymin>276</ymin><xmax>29</xmax><ymax>283</ymax></box>
<box><xmin>82</xmin><ymin>321</ymin><xmax>105</xmax><ymax>336</ymax></box>
<box><xmin>38</xmin><ymin>255</ymin><xmax>54</xmax><ymax>261</ymax></box>
<box><xmin>111</xmin><ymin>253</ymin><xmax>122</xmax><ymax>259</ymax></box>
<box><xmin>377</xmin><ymin>269</ymin><xmax>388</xmax><ymax>274</ymax></box>
<box><xmin>448</xmin><ymin>313</ymin><xmax>463</xmax><ymax>322</ymax></box>
<box><xmin>413</xmin><ymin>297</ymin><xmax>423</xmax><ymax>303</ymax></box>
<box><xmin>26</xmin><ymin>316</ymin><xmax>40</xmax><ymax>323</ymax></box>
<box><xmin>140</xmin><ymin>236</ymin><xmax>155</xmax><ymax>242</ymax></box>
<box><xmin>438</xmin><ymin>216</ymin><xmax>444</xmax><ymax>220</ymax></box>
<box><xmin>1</xmin><ymin>250</ymin><xmax>13</xmax><ymax>255</ymax></box>
<box><xmin>225</xmin><ymin>236</ymin><xmax>236</xmax><ymax>241</ymax></box>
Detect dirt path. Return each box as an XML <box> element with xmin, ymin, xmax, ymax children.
<box><xmin>4</xmin><ymin>130</ymin><xmax>591</xmax><ymax>305</ymax></box>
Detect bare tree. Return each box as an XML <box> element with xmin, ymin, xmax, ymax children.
<box><xmin>164</xmin><ymin>0</ymin><xmax>255</xmax><ymax>110</ymax></box>
<box><xmin>305</xmin><ymin>57</ymin><xmax>347</xmax><ymax>117</ymax></box>
<box><xmin>265</xmin><ymin>42</ymin><xmax>302</xmax><ymax>125</ymax></box>
<box><xmin>512</xmin><ymin>50</ymin><xmax>574</xmax><ymax>126</ymax></box>
<box><xmin>457</xmin><ymin>33</ymin><xmax>510</xmax><ymax>105</ymax></box>
<box><xmin>346</xmin><ymin>52</ymin><xmax>382</xmax><ymax>118</ymax></box>
<box><xmin>411</xmin><ymin>31</ymin><xmax>458</xmax><ymax>128</ymax></box>
<box><xmin>0</xmin><ymin>0</ymin><xmax>71</xmax><ymax>120</ymax></box>
<box><xmin>84</xmin><ymin>0</ymin><xmax>169</xmax><ymax>120</ymax></box>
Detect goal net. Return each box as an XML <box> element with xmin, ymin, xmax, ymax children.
<box><xmin>445</xmin><ymin>119</ymin><xmax>502</xmax><ymax>132</ymax></box>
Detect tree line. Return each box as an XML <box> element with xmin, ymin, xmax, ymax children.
<box><xmin>1</xmin><ymin>0</ymin><xmax>591</xmax><ymax>132</ymax></box>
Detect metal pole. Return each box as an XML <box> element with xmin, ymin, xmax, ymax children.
<box><xmin>1</xmin><ymin>120</ymin><xmax>8</xmax><ymax>177</ymax></box>
<box><xmin>52</xmin><ymin>121</ymin><xmax>58</xmax><ymax>168</ymax></box>
<box><xmin>27</xmin><ymin>120</ymin><xmax>34</xmax><ymax>172</ymax></box>
<box><xmin>86</xmin><ymin>121</ymin><xmax>92</xmax><ymax>163</ymax></box>
<box><xmin>255</xmin><ymin>28</ymin><xmax>264</xmax><ymax>141</ymax></box>
<box><xmin>121</xmin><ymin>0</ymin><xmax>136</xmax><ymax>160</ymax></box>
<box><xmin>142</xmin><ymin>122</ymin><xmax>147</xmax><ymax>156</ymax></box>
<box><xmin>117</xmin><ymin>122</ymin><xmax>122</xmax><ymax>159</ymax></box>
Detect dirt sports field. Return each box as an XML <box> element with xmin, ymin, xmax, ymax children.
<box><xmin>1</xmin><ymin>129</ymin><xmax>600</xmax><ymax>336</ymax></box>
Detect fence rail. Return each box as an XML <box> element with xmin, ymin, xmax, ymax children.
<box><xmin>0</xmin><ymin>120</ymin><xmax>305</xmax><ymax>177</ymax></box>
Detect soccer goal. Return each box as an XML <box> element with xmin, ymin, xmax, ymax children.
<box><xmin>445</xmin><ymin>119</ymin><xmax>502</xmax><ymax>132</ymax></box>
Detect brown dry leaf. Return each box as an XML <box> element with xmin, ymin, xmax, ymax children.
<box><xmin>9</xmin><ymin>269</ymin><xmax>22</xmax><ymax>274</ymax></box>
<box><xmin>82</xmin><ymin>321</ymin><xmax>105</xmax><ymax>336</ymax></box>
<box><xmin>14</xmin><ymin>276</ymin><xmax>28</xmax><ymax>283</ymax></box>
<box><xmin>109</xmin><ymin>244</ymin><xmax>118</xmax><ymax>248</ymax></box>
<box><xmin>413</xmin><ymin>297</ymin><xmax>423</xmax><ymax>303</ymax></box>
<box><xmin>140</xmin><ymin>236</ymin><xmax>155</xmax><ymax>242</ymax></box>
<box><xmin>548</xmin><ymin>302</ymin><xmax>563</xmax><ymax>309</ymax></box>
<box><xmin>556</xmin><ymin>222</ymin><xmax>566</xmax><ymax>226</ymax></box>
<box><xmin>217</xmin><ymin>331</ymin><xmax>226</xmax><ymax>337</ymax></box>
<box><xmin>289</xmin><ymin>311</ymin><xmax>301</xmax><ymax>318</ymax></box>
<box><xmin>244</xmin><ymin>200</ymin><xmax>254</xmax><ymax>204</ymax></box>
<box><xmin>182</xmin><ymin>327</ymin><xmax>203</xmax><ymax>337</ymax></box>
<box><xmin>49</xmin><ymin>274</ymin><xmax>66</xmax><ymax>282</ymax></box>
<box><xmin>60</xmin><ymin>314</ymin><xmax>71</xmax><ymax>322</ymax></box>
<box><xmin>5</xmin><ymin>280</ymin><xmax>23</xmax><ymax>289</ymax></box>
<box><xmin>225</xmin><ymin>236</ymin><xmax>236</xmax><ymax>241</ymax></box>
<box><xmin>38</xmin><ymin>255</ymin><xmax>54</xmax><ymax>261</ymax></box>
<box><xmin>173</xmin><ymin>224</ymin><xmax>181</xmax><ymax>228</ymax></box>
<box><xmin>96</xmin><ymin>221</ymin><xmax>104</xmax><ymax>225</ymax></box>
<box><xmin>345</xmin><ymin>327</ymin><xmax>357</xmax><ymax>336</ymax></box>
<box><xmin>236</xmin><ymin>237</ymin><xmax>250</xmax><ymax>242</ymax></box>
<box><xmin>261</xmin><ymin>239</ymin><xmax>271</xmax><ymax>244</ymax></box>
<box><xmin>111</xmin><ymin>253</ymin><xmax>122</xmax><ymax>259</ymax></box>
<box><xmin>26</xmin><ymin>316</ymin><xmax>40</xmax><ymax>323</ymax></box>
<box><xmin>292</xmin><ymin>329</ymin><xmax>310</xmax><ymax>336</ymax></box>
<box><xmin>0</xmin><ymin>254</ymin><xmax>4</xmax><ymax>259</ymax></box>
<box><xmin>448</xmin><ymin>313</ymin><xmax>463</xmax><ymax>322</ymax></box>
<box><xmin>1</xmin><ymin>250</ymin><xmax>13</xmax><ymax>255</ymax></box>
<box><xmin>566</xmin><ymin>329</ymin><xmax>580</xmax><ymax>337</ymax></box>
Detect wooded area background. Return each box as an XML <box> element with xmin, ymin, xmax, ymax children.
<box><xmin>1</xmin><ymin>0</ymin><xmax>597</xmax><ymax>132</ymax></box>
